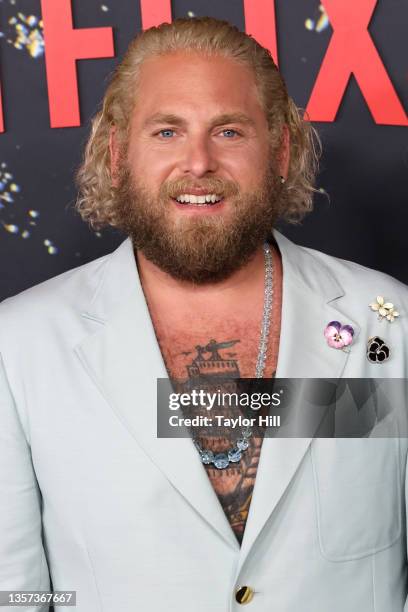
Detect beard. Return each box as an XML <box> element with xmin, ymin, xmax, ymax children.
<box><xmin>113</xmin><ymin>156</ymin><xmax>285</xmax><ymax>284</ymax></box>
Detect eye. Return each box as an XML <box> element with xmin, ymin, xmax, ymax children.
<box><xmin>221</xmin><ymin>129</ymin><xmax>241</xmax><ymax>138</ymax></box>
<box><xmin>157</xmin><ymin>129</ymin><xmax>175</xmax><ymax>138</ymax></box>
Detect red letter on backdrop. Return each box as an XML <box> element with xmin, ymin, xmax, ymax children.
<box><xmin>139</xmin><ymin>0</ymin><xmax>172</xmax><ymax>29</ymax></box>
<box><xmin>243</xmin><ymin>0</ymin><xmax>278</xmax><ymax>64</ymax></box>
<box><xmin>306</xmin><ymin>0</ymin><xmax>407</xmax><ymax>125</ymax></box>
<box><xmin>41</xmin><ymin>0</ymin><xmax>114</xmax><ymax>128</ymax></box>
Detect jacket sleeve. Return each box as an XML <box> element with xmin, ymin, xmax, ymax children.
<box><xmin>0</xmin><ymin>353</ymin><xmax>51</xmax><ymax>611</ymax></box>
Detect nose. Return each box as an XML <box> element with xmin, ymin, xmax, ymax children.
<box><xmin>178</xmin><ymin>133</ymin><xmax>219</xmax><ymax>177</ymax></box>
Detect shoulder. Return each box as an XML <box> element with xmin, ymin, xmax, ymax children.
<box><xmin>274</xmin><ymin>230</ymin><xmax>408</xmax><ymax>302</ymax></box>
<box><xmin>0</xmin><ymin>247</ymin><xmax>112</xmax><ymax>348</ymax></box>
<box><xmin>308</xmin><ymin>247</ymin><xmax>408</xmax><ymax>334</ymax></box>
<box><xmin>1</xmin><ymin>253</ymin><xmax>108</xmax><ymax>312</ymax></box>
<box><xmin>273</xmin><ymin>231</ymin><xmax>408</xmax><ymax>349</ymax></box>
<box><xmin>306</xmin><ymin>244</ymin><xmax>408</xmax><ymax>300</ymax></box>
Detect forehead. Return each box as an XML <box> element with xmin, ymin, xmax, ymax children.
<box><xmin>131</xmin><ymin>51</ymin><xmax>266</xmax><ymax>125</ymax></box>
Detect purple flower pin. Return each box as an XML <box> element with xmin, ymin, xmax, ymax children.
<box><xmin>324</xmin><ymin>321</ymin><xmax>355</xmax><ymax>350</ymax></box>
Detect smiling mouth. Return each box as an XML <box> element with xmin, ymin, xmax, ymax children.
<box><xmin>172</xmin><ymin>193</ymin><xmax>224</xmax><ymax>207</ymax></box>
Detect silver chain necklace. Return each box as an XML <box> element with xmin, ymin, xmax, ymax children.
<box><xmin>193</xmin><ymin>242</ymin><xmax>274</xmax><ymax>469</ymax></box>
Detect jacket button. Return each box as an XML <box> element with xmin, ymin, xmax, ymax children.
<box><xmin>235</xmin><ymin>585</ymin><xmax>254</xmax><ymax>604</ymax></box>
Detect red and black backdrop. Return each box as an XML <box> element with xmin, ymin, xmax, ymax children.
<box><xmin>0</xmin><ymin>0</ymin><xmax>407</xmax><ymax>301</ymax></box>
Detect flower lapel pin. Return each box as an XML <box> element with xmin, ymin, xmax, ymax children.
<box><xmin>367</xmin><ymin>336</ymin><xmax>390</xmax><ymax>363</ymax></box>
<box><xmin>324</xmin><ymin>321</ymin><xmax>355</xmax><ymax>351</ymax></box>
<box><xmin>369</xmin><ymin>296</ymin><xmax>399</xmax><ymax>322</ymax></box>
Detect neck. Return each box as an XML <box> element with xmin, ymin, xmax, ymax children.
<box><xmin>136</xmin><ymin>244</ymin><xmax>267</xmax><ymax>314</ymax></box>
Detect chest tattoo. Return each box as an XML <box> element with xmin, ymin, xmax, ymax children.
<box><xmin>158</xmin><ymin>333</ymin><xmax>276</xmax><ymax>545</ymax></box>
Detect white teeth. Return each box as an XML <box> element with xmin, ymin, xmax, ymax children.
<box><xmin>175</xmin><ymin>193</ymin><xmax>223</xmax><ymax>204</ymax></box>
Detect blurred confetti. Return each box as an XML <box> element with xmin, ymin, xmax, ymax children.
<box><xmin>305</xmin><ymin>4</ymin><xmax>329</xmax><ymax>33</ymax></box>
<box><xmin>0</xmin><ymin>162</ymin><xmax>20</xmax><ymax>208</ymax></box>
<box><xmin>5</xmin><ymin>12</ymin><xmax>44</xmax><ymax>58</ymax></box>
<box><xmin>3</xmin><ymin>223</ymin><xmax>18</xmax><ymax>234</ymax></box>
<box><xmin>44</xmin><ymin>239</ymin><xmax>58</xmax><ymax>255</ymax></box>
<box><xmin>0</xmin><ymin>162</ymin><xmax>59</xmax><ymax>254</ymax></box>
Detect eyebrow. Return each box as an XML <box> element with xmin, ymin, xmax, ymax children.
<box><xmin>142</xmin><ymin>112</ymin><xmax>256</xmax><ymax>130</ymax></box>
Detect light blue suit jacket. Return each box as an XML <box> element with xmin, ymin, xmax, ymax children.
<box><xmin>0</xmin><ymin>230</ymin><xmax>407</xmax><ymax>611</ymax></box>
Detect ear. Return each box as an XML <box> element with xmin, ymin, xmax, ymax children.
<box><xmin>109</xmin><ymin>126</ymin><xmax>120</xmax><ymax>188</ymax></box>
<box><xmin>278</xmin><ymin>124</ymin><xmax>290</xmax><ymax>179</ymax></box>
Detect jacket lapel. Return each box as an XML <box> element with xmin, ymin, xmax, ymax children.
<box><xmin>235</xmin><ymin>230</ymin><xmax>361</xmax><ymax>574</ymax></box>
<box><xmin>272</xmin><ymin>230</ymin><xmax>360</xmax><ymax>380</ymax></box>
<box><xmin>75</xmin><ymin>238</ymin><xmax>240</xmax><ymax>551</ymax></box>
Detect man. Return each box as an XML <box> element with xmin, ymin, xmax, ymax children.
<box><xmin>1</xmin><ymin>16</ymin><xmax>407</xmax><ymax>612</ymax></box>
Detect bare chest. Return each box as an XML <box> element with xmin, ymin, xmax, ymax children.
<box><xmin>154</xmin><ymin>316</ymin><xmax>277</xmax><ymax>380</ymax></box>
<box><xmin>153</xmin><ymin>317</ymin><xmax>279</xmax><ymax>544</ymax></box>
<box><xmin>141</xmin><ymin>246</ymin><xmax>282</xmax><ymax>544</ymax></box>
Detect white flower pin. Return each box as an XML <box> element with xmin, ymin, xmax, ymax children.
<box><xmin>369</xmin><ymin>296</ymin><xmax>399</xmax><ymax>322</ymax></box>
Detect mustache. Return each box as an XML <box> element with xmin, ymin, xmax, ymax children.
<box><xmin>160</xmin><ymin>177</ymin><xmax>240</xmax><ymax>199</ymax></box>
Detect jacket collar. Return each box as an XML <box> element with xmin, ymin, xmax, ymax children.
<box><xmin>272</xmin><ymin>230</ymin><xmax>360</xmax><ymax>378</ymax></box>
<box><xmin>75</xmin><ymin>231</ymin><xmax>360</xmax><ymax>566</ymax></box>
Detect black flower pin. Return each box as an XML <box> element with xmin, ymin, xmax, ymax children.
<box><xmin>366</xmin><ymin>336</ymin><xmax>390</xmax><ymax>363</ymax></box>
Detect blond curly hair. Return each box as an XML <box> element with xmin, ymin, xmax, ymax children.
<box><xmin>75</xmin><ymin>16</ymin><xmax>321</xmax><ymax>230</ymax></box>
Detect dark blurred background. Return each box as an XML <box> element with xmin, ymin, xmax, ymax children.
<box><xmin>0</xmin><ymin>0</ymin><xmax>407</xmax><ymax>303</ymax></box>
